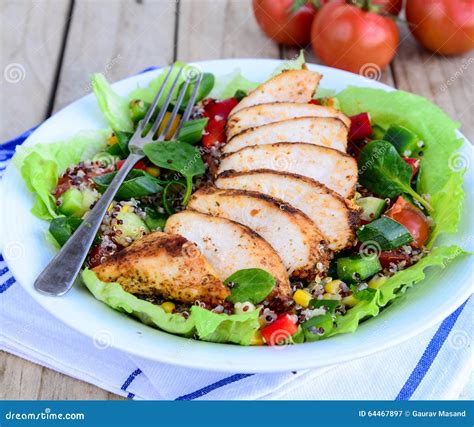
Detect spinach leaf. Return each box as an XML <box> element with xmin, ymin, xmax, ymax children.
<box><xmin>224</xmin><ymin>268</ymin><xmax>276</xmax><ymax>304</ymax></box>
<box><xmin>178</xmin><ymin>72</ymin><xmax>215</xmax><ymax>110</ymax></box>
<box><xmin>49</xmin><ymin>216</ymin><xmax>82</xmax><ymax>246</ymax></box>
<box><xmin>143</xmin><ymin>206</ymin><xmax>168</xmax><ymax>230</ymax></box>
<box><xmin>93</xmin><ymin>169</ymin><xmax>163</xmax><ymax>200</ymax></box>
<box><xmin>358</xmin><ymin>140</ymin><xmax>433</xmax><ymax>212</ymax></box>
<box><xmin>143</xmin><ymin>141</ymin><xmax>205</xmax><ymax>204</ymax></box>
<box><xmin>309</xmin><ymin>299</ymin><xmax>340</xmax><ymax>315</ymax></box>
<box><xmin>106</xmin><ymin>131</ymin><xmax>131</xmax><ymax>158</ymax></box>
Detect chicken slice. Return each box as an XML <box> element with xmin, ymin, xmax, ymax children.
<box><xmin>217</xmin><ymin>142</ymin><xmax>357</xmax><ymax>198</ymax></box>
<box><xmin>93</xmin><ymin>231</ymin><xmax>230</xmax><ymax>305</ymax></box>
<box><xmin>226</xmin><ymin>102</ymin><xmax>350</xmax><ymax>140</ymax></box>
<box><xmin>230</xmin><ymin>69</ymin><xmax>322</xmax><ymax>115</ymax></box>
<box><xmin>216</xmin><ymin>170</ymin><xmax>360</xmax><ymax>251</ymax></box>
<box><xmin>188</xmin><ymin>186</ymin><xmax>330</xmax><ymax>279</ymax></box>
<box><xmin>222</xmin><ymin>117</ymin><xmax>347</xmax><ymax>154</ymax></box>
<box><xmin>165</xmin><ymin>211</ymin><xmax>291</xmax><ymax>302</ymax></box>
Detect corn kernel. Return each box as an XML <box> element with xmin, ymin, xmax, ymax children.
<box><xmin>107</xmin><ymin>203</ymin><xmax>114</xmax><ymax>213</ymax></box>
<box><xmin>342</xmin><ymin>294</ymin><xmax>359</xmax><ymax>307</ymax></box>
<box><xmin>157</xmin><ymin>112</ymin><xmax>181</xmax><ymax>139</ymax></box>
<box><xmin>324</xmin><ymin>280</ymin><xmax>343</xmax><ymax>294</ymax></box>
<box><xmin>145</xmin><ymin>166</ymin><xmax>160</xmax><ymax>177</ymax></box>
<box><xmin>368</xmin><ymin>275</ymin><xmax>387</xmax><ymax>289</ymax></box>
<box><xmin>323</xmin><ymin>292</ymin><xmax>342</xmax><ymax>301</ymax></box>
<box><xmin>161</xmin><ymin>302</ymin><xmax>175</xmax><ymax>313</ymax></box>
<box><xmin>293</xmin><ymin>289</ymin><xmax>312</xmax><ymax>307</ymax></box>
<box><xmin>121</xmin><ymin>205</ymin><xmax>130</xmax><ymax>213</ymax></box>
<box><xmin>250</xmin><ymin>331</ymin><xmax>265</xmax><ymax>346</ymax></box>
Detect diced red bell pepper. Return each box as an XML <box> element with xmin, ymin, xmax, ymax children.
<box><xmin>308</xmin><ymin>99</ymin><xmax>320</xmax><ymax>105</ymax></box>
<box><xmin>261</xmin><ymin>314</ymin><xmax>298</xmax><ymax>346</ymax></box>
<box><xmin>349</xmin><ymin>112</ymin><xmax>372</xmax><ymax>141</ymax></box>
<box><xmin>116</xmin><ymin>159</ymin><xmax>148</xmax><ymax>171</ymax></box>
<box><xmin>202</xmin><ymin>97</ymin><xmax>239</xmax><ymax>148</ymax></box>
<box><xmin>403</xmin><ymin>157</ymin><xmax>420</xmax><ymax>181</ymax></box>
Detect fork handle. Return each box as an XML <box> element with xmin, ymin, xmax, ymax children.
<box><xmin>34</xmin><ymin>153</ymin><xmax>144</xmax><ymax>296</ymax></box>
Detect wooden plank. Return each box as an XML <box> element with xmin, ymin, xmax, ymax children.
<box><xmin>177</xmin><ymin>0</ymin><xmax>279</xmax><ymax>61</ymax></box>
<box><xmin>391</xmin><ymin>25</ymin><xmax>473</xmax><ymax>141</ymax></box>
<box><xmin>0</xmin><ymin>0</ymin><xmax>71</xmax><ymax>140</ymax></box>
<box><xmin>52</xmin><ymin>0</ymin><xmax>178</xmax><ymax>112</ymax></box>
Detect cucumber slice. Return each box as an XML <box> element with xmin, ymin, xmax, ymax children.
<box><xmin>383</xmin><ymin>124</ymin><xmax>424</xmax><ymax>158</ymax></box>
<box><xmin>58</xmin><ymin>187</ymin><xmax>98</xmax><ymax>218</ymax></box>
<box><xmin>357</xmin><ymin>216</ymin><xmax>413</xmax><ymax>250</ymax></box>
<box><xmin>336</xmin><ymin>255</ymin><xmax>382</xmax><ymax>283</ymax></box>
<box><xmin>356</xmin><ymin>197</ymin><xmax>387</xmax><ymax>222</ymax></box>
<box><xmin>113</xmin><ymin>211</ymin><xmax>149</xmax><ymax>246</ymax></box>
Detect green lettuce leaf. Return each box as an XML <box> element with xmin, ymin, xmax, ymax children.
<box><xmin>328</xmin><ymin>245</ymin><xmax>467</xmax><ymax>337</ymax></box>
<box><xmin>82</xmin><ymin>269</ymin><xmax>261</xmax><ymax>345</ymax></box>
<box><xmin>269</xmin><ymin>50</ymin><xmax>306</xmax><ymax>78</ymax></box>
<box><xmin>13</xmin><ymin>130</ymin><xmax>109</xmax><ymax>219</ymax></box>
<box><xmin>337</xmin><ymin>87</ymin><xmax>466</xmax><ymax>242</ymax></box>
<box><xmin>91</xmin><ymin>74</ymin><xmax>134</xmax><ymax>133</ymax></box>
<box><xmin>209</xmin><ymin>69</ymin><xmax>259</xmax><ymax>100</ymax></box>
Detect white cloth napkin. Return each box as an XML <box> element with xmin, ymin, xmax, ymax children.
<box><xmin>0</xmin><ymin>133</ymin><xmax>472</xmax><ymax>400</ymax></box>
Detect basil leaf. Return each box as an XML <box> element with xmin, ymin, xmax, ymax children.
<box><xmin>224</xmin><ymin>268</ymin><xmax>276</xmax><ymax>304</ymax></box>
<box><xmin>93</xmin><ymin>169</ymin><xmax>163</xmax><ymax>200</ymax></box>
<box><xmin>49</xmin><ymin>216</ymin><xmax>82</xmax><ymax>246</ymax></box>
<box><xmin>143</xmin><ymin>141</ymin><xmax>206</xmax><ymax>204</ymax></box>
<box><xmin>309</xmin><ymin>299</ymin><xmax>340</xmax><ymax>314</ymax></box>
<box><xmin>358</xmin><ymin>140</ymin><xmax>433</xmax><ymax>212</ymax></box>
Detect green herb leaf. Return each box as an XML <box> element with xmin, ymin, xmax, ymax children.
<box><xmin>93</xmin><ymin>169</ymin><xmax>163</xmax><ymax>200</ymax></box>
<box><xmin>142</xmin><ymin>206</ymin><xmax>168</xmax><ymax>231</ymax></box>
<box><xmin>143</xmin><ymin>141</ymin><xmax>205</xmax><ymax>204</ymax></box>
<box><xmin>105</xmin><ymin>131</ymin><xmax>131</xmax><ymax>158</ymax></box>
<box><xmin>224</xmin><ymin>268</ymin><xmax>276</xmax><ymax>304</ymax></box>
<box><xmin>49</xmin><ymin>216</ymin><xmax>82</xmax><ymax>246</ymax></box>
<box><xmin>349</xmin><ymin>285</ymin><xmax>377</xmax><ymax>302</ymax></box>
<box><xmin>177</xmin><ymin>118</ymin><xmax>208</xmax><ymax>145</ymax></box>
<box><xmin>358</xmin><ymin>140</ymin><xmax>433</xmax><ymax>212</ymax></box>
<box><xmin>309</xmin><ymin>299</ymin><xmax>340</xmax><ymax>314</ymax></box>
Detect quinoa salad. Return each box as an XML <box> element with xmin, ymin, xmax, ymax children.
<box><xmin>14</xmin><ymin>53</ymin><xmax>468</xmax><ymax>346</ymax></box>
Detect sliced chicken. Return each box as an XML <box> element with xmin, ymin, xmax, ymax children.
<box><xmin>93</xmin><ymin>232</ymin><xmax>230</xmax><ymax>305</ymax></box>
<box><xmin>165</xmin><ymin>211</ymin><xmax>291</xmax><ymax>301</ymax></box>
<box><xmin>230</xmin><ymin>69</ymin><xmax>322</xmax><ymax>115</ymax></box>
<box><xmin>226</xmin><ymin>102</ymin><xmax>350</xmax><ymax>140</ymax></box>
<box><xmin>188</xmin><ymin>186</ymin><xmax>330</xmax><ymax>279</ymax></box>
<box><xmin>217</xmin><ymin>142</ymin><xmax>357</xmax><ymax>198</ymax></box>
<box><xmin>222</xmin><ymin>117</ymin><xmax>348</xmax><ymax>154</ymax></box>
<box><xmin>216</xmin><ymin>170</ymin><xmax>360</xmax><ymax>251</ymax></box>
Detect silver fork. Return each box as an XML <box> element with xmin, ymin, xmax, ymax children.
<box><xmin>35</xmin><ymin>66</ymin><xmax>203</xmax><ymax>296</ymax></box>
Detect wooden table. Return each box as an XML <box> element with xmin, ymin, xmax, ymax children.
<box><xmin>1</xmin><ymin>0</ymin><xmax>472</xmax><ymax>399</ymax></box>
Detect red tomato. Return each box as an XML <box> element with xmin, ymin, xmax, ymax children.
<box><xmin>406</xmin><ymin>0</ymin><xmax>474</xmax><ymax>55</ymax></box>
<box><xmin>311</xmin><ymin>1</ymin><xmax>399</xmax><ymax>74</ymax></box>
<box><xmin>403</xmin><ymin>157</ymin><xmax>420</xmax><ymax>181</ymax></box>
<box><xmin>261</xmin><ymin>314</ymin><xmax>298</xmax><ymax>345</ymax></box>
<box><xmin>379</xmin><ymin>249</ymin><xmax>413</xmax><ymax>269</ymax></box>
<box><xmin>116</xmin><ymin>159</ymin><xmax>147</xmax><ymax>171</ymax></box>
<box><xmin>372</xmin><ymin>0</ymin><xmax>403</xmax><ymax>15</ymax></box>
<box><xmin>253</xmin><ymin>0</ymin><xmax>318</xmax><ymax>46</ymax></box>
<box><xmin>349</xmin><ymin>112</ymin><xmax>373</xmax><ymax>141</ymax></box>
<box><xmin>385</xmin><ymin>196</ymin><xmax>430</xmax><ymax>248</ymax></box>
<box><xmin>202</xmin><ymin>98</ymin><xmax>239</xmax><ymax>148</ymax></box>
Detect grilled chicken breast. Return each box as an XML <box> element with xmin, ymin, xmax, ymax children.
<box><xmin>222</xmin><ymin>117</ymin><xmax>348</xmax><ymax>154</ymax></box>
<box><xmin>226</xmin><ymin>103</ymin><xmax>350</xmax><ymax>140</ymax></box>
<box><xmin>230</xmin><ymin>69</ymin><xmax>322</xmax><ymax>115</ymax></box>
<box><xmin>216</xmin><ymin>170</ymin><xmax>360</xmax><ymax>251</ymax></box>
<box><xmin>188</xmin><ymin>186</ymin><xmax>330</xmax><ymax>279</ymax></box>
<box><xmin>93</xmin><ymin>232</ymin><xmax>230</xmax><ymax>305</ymax></box>
<box><xmin>217</xmin><ymin>142</ymin><xmax>357</xmax><ymax>198</ymax></box>
<box><xmin>165</xmin><ymin>211</ymin><xmax>291</xmax><ymax>301</ymax></box>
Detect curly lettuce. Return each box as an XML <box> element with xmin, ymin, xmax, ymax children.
<box><xmin>82</xmin><ymin>269</ymin><xmax>260</xmax><ymax>345</ymax></box>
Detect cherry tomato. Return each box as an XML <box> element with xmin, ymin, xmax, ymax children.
<box><xmin>385</xmin><ymin>196</ymin><xmax>430</xmax><ymax>248</ymax></box>
<box><xmin>372</xmin><ymin>0</ymin><xmax>403</xmax><ymax>15</ymax></box>
<box><xmin>202</xmin><ymin>97</ymin><xmax>239</xmax><ymax>148</ymax></box>
<box><xmin>116</xmin><ymin>159</ymin><xmax>148</xmax><ymax>171</ymax></box>
<box><xmin>261</xmin><ymin>314</ymin><xmax>298</xmax><ymax>345</ymax></box>
<box><xmin>406</xmin><ymin>0</ymin><xmax>474</xmax><ymax>55</ymax></box>
<box><xmin>311</xmin><ymin>0</ymin><xmax>399</xmax><ymax>74</ymax></box>
<box><xmin>379</xmin><ymin>249</ymin><xmax>413</xmax><ymax>269</ymax></box>
<box><xmin>253</xmin><ymin>0</ymin><xmax>318</xmax><ymax>46</ymax></box>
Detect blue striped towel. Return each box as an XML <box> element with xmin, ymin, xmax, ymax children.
<box><xmin>0</xmin><ymin>129</ymin><xmax>472</xmax><ymax>400</ymax></box>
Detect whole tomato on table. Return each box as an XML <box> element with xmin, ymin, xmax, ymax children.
<box><xmin>311</xmin><ymin>0</ymin><xmax>399</xmax><ymax>74</ymax></box>
<box><xmin>253</xmin><ymin>0</ymin><xmax>320</xmax><ymax>46</ymax></box>
<box><xmin>406</xmin><ymin>0</ymin><xmax>474</xmax><ymax>55</ymax></box>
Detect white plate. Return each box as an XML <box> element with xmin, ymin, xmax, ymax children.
<box><xmin>1</xmin><ymin>59</ymin><xmax>473</xmax><ymax>373</ymax></box>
